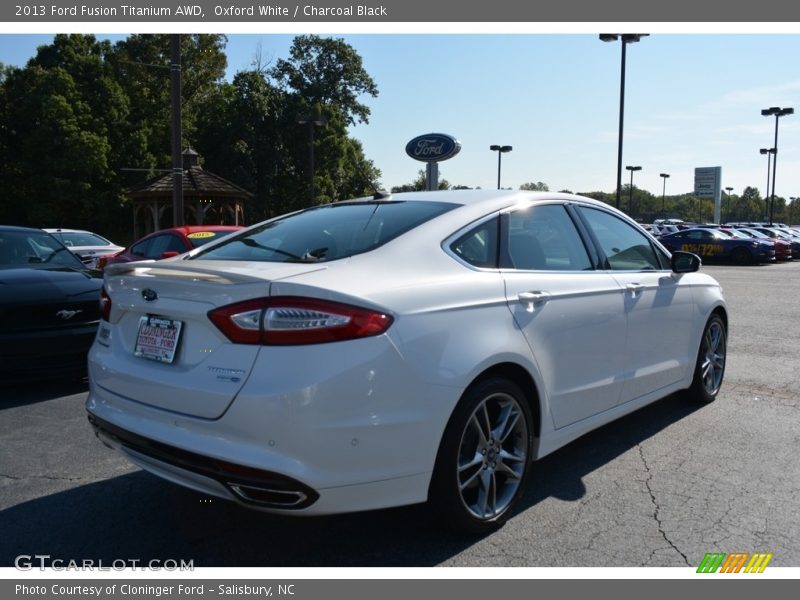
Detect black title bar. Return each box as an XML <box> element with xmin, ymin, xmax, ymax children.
<box><xmin>4</xmin><ymin>0</ymin><xmax>800</xmax><ymax>23</ymax></box>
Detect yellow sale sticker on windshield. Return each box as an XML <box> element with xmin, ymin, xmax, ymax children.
<box><xmin>187</xmin><ymin>232</ymin><xmax>216</xmax><ymax>239</ymax></box>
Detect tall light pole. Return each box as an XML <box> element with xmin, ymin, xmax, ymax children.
<box><xmin>761</xmin><ymin>106</ymin><xmax>794</xmax><ymax>225</ymax></box>
<box><xmin>489</xmin><ymin>145</ymin><xmax>512</xmax><ymax>189</ymax></box>
<box><xmin>760</xmin><ymin>147</ymin><xmax>776</xmax><ymax>222</ymax></box>
<box><xmin>600</xmin><ymin>33</ymin><xmax>648</xmax><ymax>209</ymax></box>
<box><xmin>724</xmin><ymin>186</ymin><xmax>733</xmax><ymax>224</ymax></box>
<box><xmin>297</xmin><ymin>112</ymin><xmax>328</xmax><ymax>207</ymax></box>
<box><xmin>659</xmin><ymin>172</ymin><xmax>670</xmax><ymax>219</ymax></box>
<box><xmin>170</xmin><ymin>34</ymin><xmax>183</xmax><ymax>227</ymax></box>
<box><xmin>626</xmin><ymin>165</ymin><xmax>642</xmax><ymax>217</ymax></box>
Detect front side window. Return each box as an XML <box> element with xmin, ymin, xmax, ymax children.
<box><xmin>579</xmin><ymin>207</ymin><xmax>666</xmax><ymax>271</ymax></box>
<box><xmin>194</xmin><ymin>201</ymin><xmax>457</xmax><ymax>263</ymax></box>
<box><xmin>503</xmin><ymin>204</ymin><xmax>592</xmax><ymax>271</ymax></box>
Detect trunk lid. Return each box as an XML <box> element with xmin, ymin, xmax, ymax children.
<box><xmin>93</xmin><ymin>261</ymin><xmax>325</xmax><ymax>419</ymax></box>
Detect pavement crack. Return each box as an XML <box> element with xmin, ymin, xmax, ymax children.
<box><xmin>638</xmin><ymin>445</ymin><xmax>690</xmax><ymax>566</ymax></box>
<box><xmin>0</xmin><ymin>473</ymin><xmax>85</xmax><ymax>482</ymax></box>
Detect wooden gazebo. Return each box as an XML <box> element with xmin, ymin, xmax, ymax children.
<box><xmin>128</xmin><ymin>149</ymin><xmax>252</xmax><ymax>237</ymax></box>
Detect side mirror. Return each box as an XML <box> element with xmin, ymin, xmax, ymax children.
<box><xmin>160</xmin><ymin>251</ymin><xmax>180</xmax><ymax>259</ymax></box>
<box><xmin>671</xmin><ymin>251</ymin><xmax>701</xmax><ymax>273</ymax></box>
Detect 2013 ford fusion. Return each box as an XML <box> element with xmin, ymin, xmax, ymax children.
<box><xmin>86</xmin><ymin>191</ymin><xmax>727</xmax><ymax>532</ymax></box>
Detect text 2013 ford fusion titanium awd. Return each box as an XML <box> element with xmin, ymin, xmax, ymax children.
<box><xmin>86</xmin><ymin>190</ymin><xmax>727</xmax><ymax>532</ymax></box>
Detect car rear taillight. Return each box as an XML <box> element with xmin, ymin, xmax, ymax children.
<box><xmin>100</xmin><ymin>286</ymin><xmax>112</xmax><ymax>321</ymax></box>
<box><xmin>208</xmin><ymin>297</ymin><xmax>393</xmax><ymax>345</ymax></box>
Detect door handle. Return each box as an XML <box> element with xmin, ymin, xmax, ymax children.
<box><xmin>518</xmin><ymin>291</ymin><xmax>550</xmax><ymax>312</ymax></box>
<box><xmin>626</xmin><ymin>283</ymin><xmax>644</xmax><ymax>296</ymax></box>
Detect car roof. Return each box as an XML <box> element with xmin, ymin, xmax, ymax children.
<box><xmin>339</xmin><ymin>189</ymin><xmax>618</xmax><ymax>222</ymax></box>
<box><xmin>0</xmin><ymin>225</ymin><xmax>48</xmax><ymax>233</ymax></box>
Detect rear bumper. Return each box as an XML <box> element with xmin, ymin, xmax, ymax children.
<box><xmin>89</xmin><ymin>413</ymin><xmax>319</xmax><ymax>509</ymax></box>
<box><xmin>86</xmin><ymin>405</ymin><xmax>434</xmax><ymax>516</ymax></box>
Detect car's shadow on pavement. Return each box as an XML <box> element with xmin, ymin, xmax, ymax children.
<box><xmin>0</xmin><ymin>392</ymin><xmax>704</xmax><ymax>567</ymax></box>
<box><xmin>0</xmin><ymin>378</ymin><xmax>88</xmax><ymax>410</ymax></box>
<box><xmin>518</xmin><ymin>391</ymin><xmax>702</xmax><ymax>508</ymax></box>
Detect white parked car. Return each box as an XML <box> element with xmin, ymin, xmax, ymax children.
<box><xmin>86</xmin><ymin>190</ymin><xmax>727</xmax><ymax>532</ymax></box>
<box><xmin>44</xmin><ymin>228</ymin><xmax>124</xmax><ymax>268</ymax></box>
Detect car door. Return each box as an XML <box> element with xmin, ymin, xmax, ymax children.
<box><xmin>500</xmin><ymin>203</ymin><xmax>628</xmax><ymax>429</ymax></box>
<box><xmin>576</xmin><ymin>206</ymin><xmax>696</xmax><ymax>404</ymax></box>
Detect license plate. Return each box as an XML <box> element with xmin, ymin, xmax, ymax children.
<box><xmin>134</xmin><ymin>315</ymin><xmax>183</xmax><ymax>363</ymax></box>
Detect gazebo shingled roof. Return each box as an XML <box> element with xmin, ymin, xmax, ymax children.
<box><xmin>127</xmin><ymin>149</ymin><xmax>253</xmax><ymax>236</ymax></box>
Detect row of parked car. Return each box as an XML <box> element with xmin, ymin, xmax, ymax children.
<box><xmin>645</xmin><ymin>220</ymin><xmax>800</xmax><ymax>265</ymax></box>
<box><xmin>0</xmin><ymin>224</ymin><xmax>242</xmax><ymax>384</ymax></box>
<box><xmin>43</xmin><ymin>225</ymin><xmax>243</xmax><ymax>269</ymax></box>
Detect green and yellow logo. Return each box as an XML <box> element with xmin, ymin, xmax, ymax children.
<box><xmin>697</xmin><ymin>552</ymin><xmax>773</xmax><ymax>573</ymax></box>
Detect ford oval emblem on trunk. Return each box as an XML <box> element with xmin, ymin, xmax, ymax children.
<box><xmin>142</xmin><ymin>289</ymin><xmax>158</xmax><ymax>302</ymax></box>
<box><xmin>405</xmin><ymin>133</ymin><xmax>461</xmax><ymax>162</ymax></box>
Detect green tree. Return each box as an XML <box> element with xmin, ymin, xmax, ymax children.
<box><xmin>195</xmin><ymin>69</ymin><xmax>285</xmax><ymax>221</ymax></box>
<box><xmin>737</xmin><ymin>186</ymin><xmax>766</xmax><ymax>222</ymax></box>
<box><xmin>519</xmin><ymin>181</ymin><xmax>549</xmax><ymax>191</ymax></box>
<box><xmin>0</xmin><ymin>35</ymin><xmax>129</xmax><ymax>230</ymax></box>
<box><xmin>391</xmin><ymin>170</ymin><xmax>451</xmax><ymax>193</ymax></box>
<box><xmin>196</xmin><ymin>37</ymin><xmax>381</xmax><ymax>217</ymax></box>
<box><xmin>108</xmin><ymin>34</ymin><xmax>228</xmax><ymax>175</ymax></box>
<box><xmin>271</xmin><ymin>35</ymin><xmax>378</xmax><ymax>126</ymax></box>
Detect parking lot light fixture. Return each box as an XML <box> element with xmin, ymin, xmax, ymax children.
<box><xmin>489</xmin><ymin>145</ymin><xmax>513</xmax><ymax>190</ymax></box>
<box><xmin>660</xmin><ymin>173</ymin><xmax>670</xmax><ymax>219</ymax></box>
<box><xmin>600</xmin><ymin>33</ymin><xmax>649</xmax><ymax>209</ymax></box>
<box><xmin>724</xmin><ymin>186</ymin><xmax>734</xmax><ymax>224</ymax></box>
<box><xmin>626</xmin><ymin>165</ymin><xmax>642</xmax><ymax>216</ymax></box>
<box><xmin>761</xmin><ymin>107</ymin><xmax>794</xmax><ymax>225</ymax></box>
<box><xmin>760</xmin><ymin>147</ymin><xmax>776</xmax><ymax>221</ymax></box>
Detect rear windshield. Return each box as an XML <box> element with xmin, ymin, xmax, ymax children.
<box><xmin>192</xmin><ymin>201</ymin><xmax>457</xmax><ymax>263</ymax></box>
<box><xmin>50</xmin><ymin>231</ymin><xmax>111</xmax><ymax>247</ymax></box>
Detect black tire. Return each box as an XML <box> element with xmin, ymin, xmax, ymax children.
<box><xmin>687</xmin><ymin>314</ymin><xmax>727</xmax><ymax>403</ymax></box>
<box><xmin>732</xmin><ymin>246</ymin><xmax>752</xmax><ymax>265</ymax></box>
<box><xmin>429</xmin><ymin>377</ymin><xmax>533</xmax><ymax>533</ymax></box>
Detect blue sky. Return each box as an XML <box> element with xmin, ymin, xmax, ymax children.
<box><xmin>2</xmin><ymin>32</ymin><xmax>799</xmax><ymax>199</ymax></box>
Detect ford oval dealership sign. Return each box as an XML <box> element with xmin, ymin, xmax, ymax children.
<box><xmin>405</xmin><ymin>133</ymin><xmax>461</xmax><ymax>162</ymax></box>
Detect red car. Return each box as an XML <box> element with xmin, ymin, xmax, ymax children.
<box><xmin>728</xmin><ymin>228</ymin><xmax>792</xmax><ymax>261</ymax></box>
<box><xmin>99</xmin><ymin>225</ymin><xmax>243</xmax><ymax>269</ymax></box>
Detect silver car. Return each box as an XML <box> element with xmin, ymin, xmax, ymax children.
<box><xmin>45</xmin><ymin>228</ymin><xmax>123</xmax><ymax>268</ymax></box>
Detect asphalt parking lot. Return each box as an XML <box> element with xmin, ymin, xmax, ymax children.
<box><xmin>1</xmin><ymin>261</ymin><xmax>799</xmax><ymax>568</ymax></box>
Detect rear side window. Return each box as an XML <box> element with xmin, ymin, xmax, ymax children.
<box><xmin>450</xmin><ymin>217</ymin><xmax>499</xmax><ymax>268</ymax></box>
<box><xmin>504</xmin><ymin>205</ymin><xmax>592</xmax><ymax>271</ymax></box>
<box><xmin>194</xmin><ymin>201</ymin><xmax>457</xmax><ymax>263</ymax></box>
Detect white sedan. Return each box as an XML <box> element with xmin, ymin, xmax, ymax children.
<box><xmin>86</xmin><ymin>190</ymin><xmax>727</xmax><ymax>532</ymax></box>
<box><xmin>44</xmin><ymin>228</ymin><xmax>124</xmax><ymax>268</ymax></box>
